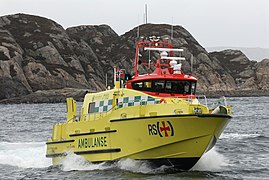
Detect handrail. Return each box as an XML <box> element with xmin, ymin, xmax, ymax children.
<box><xmin>161</xmin><ymin>57</ymin><xmax>186</xmax><ymax>61</ymax></box>
<box><xmin>188</xmin><ymin>95</ymin><xmax>207</xmax><ymax>106</ymax></box>
<box><xmin>198</xmin><ymin>95</ymin><xmax>208</xmax><ymax>107</ymax></box>
<box><xmin>207</xmin><ymin>96</ymin><xmax>228</xmax><ymax>109</ymax></box>
<box><xmin>223</xmin><ymin>96</ymin><xmax>227</xmax><ymax>106</ymax></box>
<box><xmin>144</xmin><ymin>47</ymin><xmax>183</xmax><ymax>52</ymax></box>
<box><xmin>66</xmin><ymin>115</ymin><xmax>78</xmax><ymax>123</ymax></box>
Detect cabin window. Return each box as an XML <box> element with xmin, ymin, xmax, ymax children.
<box><xmin>183</xmin><ymin>81</ymin><xmax>190</xmax><ymax>94</ymax></box>
<box><xmin>191</xmin><ymin>82</ymin><xmax>196</xmax><ymax>94</ymax></box>
<box><xmin>166</xmin><ymin>81</ymin><xmax>172</xmax><ymax>90</ymax></box>
<box><xmin>144</xmin><ymin>81</ymin><xmax>152</xmax><ymax>90</ymax></box>
<box><xmin>154</xmin><ymin>81</ymin><xmax>165</xmax><ymax>92</ymax></box>
<box><xmin>132</xmin><ymin>80</ymin><xmax>196</xmax><ymax>95</ymax></box>
<box><xmin>88</xmin><ymin>102</ymin><xmax>95</xmax><ymax>113</ymax></box>
<box><xmin>133</xmin><ymin>82</ymin><xmax>143</xmax><ymax>90</ymax></box>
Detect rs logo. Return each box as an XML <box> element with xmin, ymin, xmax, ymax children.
<box><xmin>148</xmin><ymin>121</ymin><xmax>174</xmax><ymax>137</ymax></box>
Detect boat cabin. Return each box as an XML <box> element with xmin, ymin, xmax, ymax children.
<box><xmin>123</xmin><ymin>37</ymin><xmax>197</xmax><ymax>98</ymax></box>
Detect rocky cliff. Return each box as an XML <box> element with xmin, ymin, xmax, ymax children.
<box><xmin>0</xmin><ymin>14</ymin><xmax>268</xmax><ymax>103</ymax></box>
<box><xmin>210</xmin><ymin>50</ymin><xmax>269</xmax><ymax>94</ymax></box>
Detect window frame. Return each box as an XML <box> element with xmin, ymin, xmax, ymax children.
<box><xmin>132</xmin><ymin>79</ymin><xmax>197</xmax><ymax>95</ymax></box>
<box><xmin>88</xmin><ymin>102</ymin><xmax>95</xmax><ymax>114</ymax></box>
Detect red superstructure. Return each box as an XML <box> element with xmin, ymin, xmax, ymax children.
<box><xmin>125</xmin><ymin>37</ymin><xmax>197</xmax><ymax>98</ymax></box>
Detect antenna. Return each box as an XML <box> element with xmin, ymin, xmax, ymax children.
<box><xmin>171</xmin><ymin>17</ymin><xmax>174</xmax><ymax>40</ymax></box>
<box><xmin>105</xmin><ymin>73</ymin><xmax>108</xmax><ymax>90</ymax></box>
<box><xmin>145</xmin><ymin>4</ymin><xmax>148</xmax><ymax>24</ymax></box>
<box><xmin>190</xmin><ymin>54</ymin><xmax>193</xmax><ymax>75</ymax></box>
<box><xmin>137</xmin><ymin>25</ymin><xmax>140</xmax><ymax>40</ymax></box>
<box><xmin>148</xmin><ymin>49</ymin><xmax>151</xmax><ymax>73</ymax></box>
<box><xmin>137</xmin><ymin>15</ymin><xmax>140</xmax><ymax>40</ymax></box>
<box><xmin>113</xmin><ymin>66</ymin><xmax>116</xmax><ymax>88</ymax></box>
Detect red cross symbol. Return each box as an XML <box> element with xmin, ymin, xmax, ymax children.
<box><xmin>160</xmin><ymin>121</ymin><xmax>171</xmax><ymax>137</ymax></box>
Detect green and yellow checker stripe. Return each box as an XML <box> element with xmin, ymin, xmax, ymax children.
<box><xmin>93</xmin><ymin>96</ymin><xmax>160</xmax><ymax>113</ymax></box>
<box><xmin>118</xmin><ymin>96</ymin><xmax>160</xmax><ymax>108</ymax></box>
<box><xmin>94</xmin><ymin>99</ymin><xmax>113</xmax><ymax>113</ymax></box>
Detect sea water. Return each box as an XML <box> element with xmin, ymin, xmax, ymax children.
<box><xmin>0</xmin><ymin>97</ymin><xmax>268</xmax><ymax>179</ymax></box>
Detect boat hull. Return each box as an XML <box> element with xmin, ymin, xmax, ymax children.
<box><xmin>147</xmin><ymin>157</ymin><xmax>200</xmax><ymax>170</ymax></box>
<box><xmin>46</xmin><ymin>114</ymin><xmax>230</xmax><ymax>170</ymax></box>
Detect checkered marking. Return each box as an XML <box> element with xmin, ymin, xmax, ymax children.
<box><xmin>94</xmin><ymin>99</ymin><xmax>113</xmax><ymax>113</ymax></box>
<box><xmin>93</xmin><ymin>96</ymin><xmax>160</xmax><ymax>113</ymax></box>
<box><xmin>118</xmin><ymin>96</ymin><xmax>160</xmax><ymax>108</ymax></box>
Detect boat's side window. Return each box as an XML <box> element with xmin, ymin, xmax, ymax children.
<box><xmin>191</xmin><ymin>82</ymin><xmax>196</xmax><ymax>94</ymax></box>
<box><xmin>88</xmin><ymin>102</ymin><xmax>95</xmax><ymax>114</ymax></box>
<box><xmin>165</xmin><ymin>81</ymin><xmax>172</xmax><ymax>92</ymax></box>
<box><xmin>153</xmin><ymin>81</ymin><xmax>165</xmax><ymax>92</ymax></box>
<box><xmin>184</xmin><ymin>81</ymin><xmax>190</xmax><ymax>94</ymax></box>
<box><xmin>132</xmin><ymin>82</ymin><xmax>143</xmax><ymax>90</ymax></box>
<box><xmin>132</xmin><ymin>80</ymin><xmax>196</xmax><ymax>94</ymax></box>
<box><xmin>173</xmin><ymin>81</ymin><xmax>184</xmax><ymax>94</ymax></box>
<box><xmin>166</xmin><ymin>81</ymin><xmax>180</xmax><ymax>93</ymax></box>
<box><xmin>144</xmin><ymin>81</ymin><xmax>152</xmax><ymax>91</ymax></box>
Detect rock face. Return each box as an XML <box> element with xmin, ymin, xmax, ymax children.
<box><xmin>0</xmin><ymin>14</ymin><xmax>105</xmax><ymax>101</ymax></box>
<box><xmin>254</xmin><ymin>59</ymin><xmax>269</xmax><ymax>90</ymax></box>
<box><xmin>0</xmin><ymin>14</ymin><xmax>268</xmax><ymax>103</ymax></box>
<box><xmin>210</xmin><ymin>50</ymin><xmax>269</xmax><ymax>94</ymax></box>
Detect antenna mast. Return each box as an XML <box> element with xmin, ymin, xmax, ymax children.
<box><xmin>145</xmin><ymin>4</ymin><xmax>148</xmax><ymax>24</ymax></box>
<box><xmin>105</xmin><ymin>73</ymin><xmax>108</xmax><ymax>90</ymax></box>
<box><xmin>171</xmin><ymin>17</ymin><xmax>174</xmax><ymax>40</ymax></box>
<box><xmin>190</xmin><ymin>54</ymin><xmax>193</xmax><ymax>75</ymax></box>
<box><xmin>137</xmin><ymin>14</ymin><xmax>140</xmax><ymax>40</ymax></box>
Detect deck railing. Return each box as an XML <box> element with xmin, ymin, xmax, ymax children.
<box><xmin>207</xmin><ymin>96</ymin><xmax>228</xmax><ymax>109</ymax></box>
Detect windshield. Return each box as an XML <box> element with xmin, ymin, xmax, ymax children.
<box><xmin>132</xmin><ymin>80</ymin><xmax>196</xmax><ymax>95</ymax></box>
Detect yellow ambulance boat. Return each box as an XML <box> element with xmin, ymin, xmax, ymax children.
<box><xmin>46</xmin><ymin>37</ymin><xmax>232</xmax><ymax>170</ymax></box>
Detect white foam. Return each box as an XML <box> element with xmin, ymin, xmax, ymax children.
<box><xmin>0</xmin><ymin>141</ymin><xmax>229</xmax><ymax>172</ymax></box>
<box><xmin>116</xmin><ymin>158</ymin><xmax>154</xmax><ymax>173</ymax></box>
<box><xmin>61</xmin><ymin>154</ymin><xmax>168</xmax><ymax>174</ymax></box>
<box><xmin>61</xmin><ymin>152</ymin><xmax>111</xmax><ymax>171</ymax></box>
<box><xmin>191</xmin><ymin>147</ymin><xmax>229</xmax><ymax>171</ymax></box>
<box><xmin>0</xmin><ymin>142</ymin><xmax>52</xmax><ymax>168</ymax></box>
<box><xmin>52</xmin><ymin>149</ymin><xmax>229</xmax><ymax>173</ymax></box>
<box><xmin>220</xmin><ymin>133</ymin><xmax>260</xmax><ymax>140</ymax></box>
<box><xmin>61</xmin><ymin>153</ymin><xmax>156</xmax><ymax>173</ymax></box>
<box><xmin>62</xmin><ymin>152</ymin><xmax>227</xmax><ymax>174</ymax></box>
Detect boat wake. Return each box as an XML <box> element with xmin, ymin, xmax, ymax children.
<box><xmin>191</xmin><ymin>147</ymin><xmax>229</xmax><ymax>172</ymax></box>
<box><xmin>220</xmin><ymin>132</ymin><xmax>261</xmax><ymax>140</ymax></box>
<box><xmin>0</xmin><ymin>141</ymin><xmax>51</xmax><ymax>168</ymax></box>
<box><xmin>61</xmin><ymin>152</ymin><xmax>110</xmax><ymax>171</ymax></box>
<box><xmin>0</xmin><ymin>142</ymin><xmax>228</xmax><ymax>173</ymax></box>
<box><xmin>62</xmin><ymin>148</ymin><xmax>229</xmax><ymax>173</ymax></box>
<box><xmin>61</xmin><ymin>152</ymin><xmax>168</xmax><ymax>173</ymax></box>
